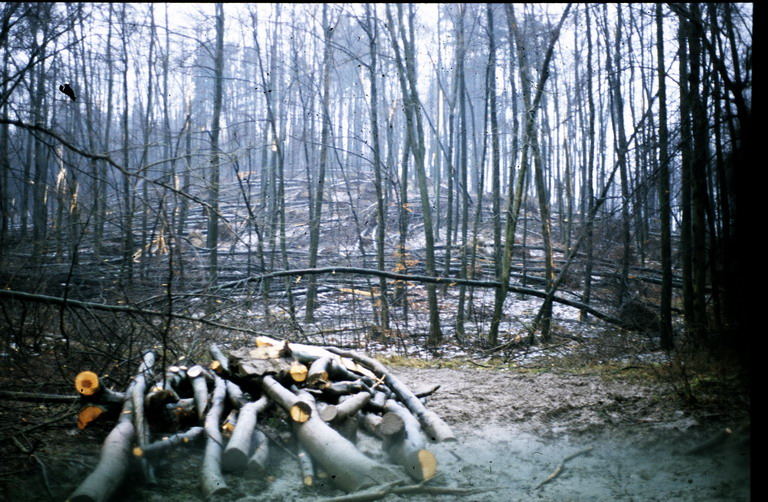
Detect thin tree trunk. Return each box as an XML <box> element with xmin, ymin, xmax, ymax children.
<box><xmin>305</xmin><ymin>4</ymin><xmax>334</xmax><ymax>323</ymax></box>
<box><xmin>206</xmin><ymin>3</ymin><xmax>225</xmax><ymax>284</ymax></box>
<box><xmin>362</xmin><ymin>3</ymin><xmax>390</xmax><ymax>332</ymax></box>
<box><xmin>656</xmin><ymin>3</ymin><xmax>674</xmax><ymax>350</ymax></box>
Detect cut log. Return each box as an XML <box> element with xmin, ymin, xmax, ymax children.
<box><xmin>358</xmin><ymin>412</ymin><xmax>383</xmax><ymax>437</ymax></box>
<box><xmin>327</xmin><ymin>348</ymin><xmax>455</xmax><ymax>442</ymax></box>
<box><xmin>145</xmin><ymin>368</ymin><xmax>183</xmax><ymax>417</ymax></box>
<box><xmin>187</xmin><ymin>365</ymin><xmax>210</xmax><ymax>422</ymax></box>
<box><xmin>321</xmin><ymin>380</ymin><xmax>371</xmax><ymax>398</ymax></box>
<box><xmin>289</xmin><ymin>361</ymin><xmax>309</xmax><ymax>383</ymax></box>
<box><xmin>131</xmin><ymin>353</ymin><xmax>157</xmax><ymax>483</ymax></box>
<box><xmin>307</xmin><ymin>357</ymin><xmax>332</xmax><ymax>387</ymax></box>
<box><xmin>133</xmin><ymin>426</ymin><xmax>204</xmax><ymax>459</ymax></box>
<box><xmin>75</xmin><ymin>371</ymin><xmax>101</xmax><ymax>396</ymax></box>
<box><xmin>381</xmin><ymin>399</ymin><xmax>437</xmax><ymax>482</ymax></box>
<box><xmin>245</xmin><ymin>429</ymin><xmax>270</xmax><ymax>477</ymax></box>
<box><xmin>367</xmin><ymin>390</ymin><xmax>389</xmax><ymax>412</ymax></box>
<box><xmin>290</xmin><ymin>390</ymin><xmax>402</xmax><ymax>492</ymax></box>
<box><xmin>297</xmin><ymin>445</ymin><xmax>315</xmax><ymax>487</ymax></box>
<box><xmin>222</xmin><ymin>408</ymin><xmax>238</xmax><ymax>437</ymax></box>
<box><xmin>335</xmin><ymin>392</ymin><xmax>371</xmax><ymax>422</ymax></box>
<box><xmin>222</xmin><ymin>395</ymin><xmax>269</xmax><ymax>472</ymax></box>
<box><xmin>163</xmin><ymin>397</ymin><xmax>197</xmax><ymax>431</ymax></box>
<box><xmin>68</xmin><ymin>351</ymin><xmax>156</xmax><ymax>502</ymax></box>
<box><xmin>377</xmin><ymin>412</ymin><xmax>405</xmax><ymax>439</ymax></box>
<box><xmin>225</xmin><ymin>380</ymin><xmax>246</xmax><ymax>408</ymax></box>
<box><xmin>77</xmin><ymin>404</ymin><xmax>108</xmax><ymax>430</ymax></box>
<box><xmin>209</xmin><ymin>343</ymin><xmax>231</xmax><ymax>373</ymax></box>
<box><xmin>73</xmin><ymin>371</ymin><xmax>126</xmax><ymax>404</ymax></box>
<box><xmin>201</xmin><ymin>374</ymin><xmax>230</xmax><ymax>499</ymax></box>
<box><xmin>317</xmin><ymin>402</ymin><xmax>339</xmax><ymax>422</ymax></box>
<box><xmin>260</xmin><ymin>375</ymin><xmax>311</xmax><ymax>423</ymax></box>
<box><xmin>69</xmin><ymin>413</ymin><xmax>135</xmax><ymax>502</ymax></box>
<box><xmin>335</xmin><ymin>415</ymin><xmax>359</xmax><ymax>444</ymax></box>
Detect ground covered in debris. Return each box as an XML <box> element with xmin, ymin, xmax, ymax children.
<box><xmin>0</xmin><ymin>347</ymin><xmax>750</xmax><ymax>502</ymax></box>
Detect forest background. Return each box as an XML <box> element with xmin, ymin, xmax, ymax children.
<box><xmin>0</xmin><ymin>2</ymin><xmax>754</xmax><ymax>401</ymax></box>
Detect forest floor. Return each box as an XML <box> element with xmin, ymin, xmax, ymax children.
<box><xmin>0</xmin><ymin>330</ymin><xmax>751</xmax><ymax>502</ymax></box>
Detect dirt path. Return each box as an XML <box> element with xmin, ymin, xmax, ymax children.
<box><xmin>1</xmin><ymin>366</ymin><xmax>750</xmax><ymax>501</ymax></box>
<box><xmin>391</xmin><ymin>366</ymin><xmax>750</xmax><ymax>501</ymax></box>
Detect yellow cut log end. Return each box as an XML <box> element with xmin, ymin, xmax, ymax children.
<box><xmin>77</xmin><ymin>405</ymin><xmax>105</xmax><ymax>430</ymax></box>
<box><xmin>417</xmin><ymin>449</ymin><xmax>438</xmax><ymax>481</ymax></box>
<box><xmin>289</xmin><ymin>362</ymin><xmax>308</xmax><ymax>383</ymax></box>
<box><xmin>74</xmin><ymin>370</ymin><xmax>100</xmax><ymax>396</ymax></box>
<box><xmin>289</xmin><ymin>402</ymin><xmax>312</xmax><ymax>423</ymax></box>
<box><xmin>255</xmin><ymin>336</ymin><xmax>279</xmax><ymax>348</ymax></box>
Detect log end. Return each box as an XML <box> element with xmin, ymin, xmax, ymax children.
<box><xmin>77</xmin><ymin>405</ymin><xmax>105</xmax><ymax>430</ymax></box>
<box><xmin>289</xmin><ymin>402</ymin><xmax>312</xmax><ymax>423</ymax></box>
<box><xmin>74</xmin><ymin>371</ymin><xmax>100</xmax><ymax>396</ymax></box>
<box><xmin>209</xmin><ymin>360</ymin><xmax>223</xmax><ymax>375</ymax></box>
<box><xmin>417</xmin><ymin>449</ymin><xmax>438</xmax><ymax>481</ymax></box>
<box><xmin>377</xmin><ymin>412</ymin><xmax>404</xmax><ymax>437</ymax></box>
<box><xmin>289</xmin><ymin>362</ymin><xmax>308</xmax><ymax>383</ymax></box>
<box><xmin>221</xmin><ymin>449</ymin><xmax>249</xmax><ymax>473</ymax></box>
<box><xmin>318</xmin><ymin>404</ymin><xmax>338</xmax><ymax>423</ymax></box>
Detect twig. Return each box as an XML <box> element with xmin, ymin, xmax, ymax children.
<box><xmin>317</xmin><ymin>476</ymin><xmax>497</xmax><ymax>502</ymax></box>
<box><xmin>535</xmin><ymin>446</ymin><xmax>593</xmax><ymax>489</ymax></box>
<box><xmin>316</xmin><ymin>480</ymin><xmax>404</xmax><ymax>502</ymax></box>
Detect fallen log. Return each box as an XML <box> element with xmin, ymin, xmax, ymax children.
<box><xmin>222</xmin><ymin>395</ymin><xmax>270</xmax><ymax>472</ymax></box>
<box><xmin>68</xmin><ymin>351</ymin><xmax>156</xmax><ymax>502</ymax></box>
<box><xmin>297</xmin><ymin>445</ymin><xmax>315</xmax><ymax>487</ymax></box>
<box><xmin>245</xmin><ymin>429</ymin><xmax>270</xmax><ymax>477</ymax></box>
<box><xmin>326</xmin><ymin>348</ymin><xmax>455</xmax><ymax>443</ymax></box>
<box><xmin>334</xmin><ymin>392</ymin><xmax>372</xmax><ymax>422</ymax></box>
<box><xmin>133</xmin><ymin>426</ymin><xmax>204</xmax><ymax>459</ymax></box>
<box><xmin>222</xmin><ymin>408</ymin><xmax>238</xmax><ymax>437</ymax></box>
<box><xmin>187</xmin><ymin>365</ymin><xmax>211</xmax><ymax>422</ymax></box>
<box><xmin>77</xmin><ymin>404</ymin><xmax>109</xmax><ymax>430</ymax></box>
<box><xmin>307</xmin><ymin>356</ymin><xmax>332</xmax><ymax>387</ymax></box>
<box><xmin>200</xmin><ymin>374</ymin><xmax>230</xmax><ymax>499</ymax></box>
<box><xmin>381</xmin><ymin>399</ymin><xmax>437</xmax><ymax>482</ymax></box>
<box><xmin>145</xmin><ymin>368</ymin><xmax>184</xmax><ymax>423</ymax></box>
<box><xmin>73</xmin><ymin>371</ymin><xmax>126</xmax><ymax>404</ymax></box>
<box><xmin>260</xmin><ymin>375</ymin><xmax>311</xmax><ymax>423</ymax></box>
<box><xmin>290</xmin><ymin>390</ymin><xmax>402</xmax><ymax>492</ymax></box>
<box><xmin>209</xmin><ymin>343</ymin><xmax>231</xmax><ymax>373</ymax></box>
<box><xmin>130</xmin><ymin>354</ymin><xmax>156</xmax><ymax>483</ymax></box>
<box><xmin>163</xmin><ymin>397</ymin><xmax>197</xmax><ymax>431</ymax></box>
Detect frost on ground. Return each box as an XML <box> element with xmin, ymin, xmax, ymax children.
<box><xmin>1</xmin><ymin>362</ymin><xmax>749</xmax><ymax>502</ymax></box>
<box><xmin>390</xmin><ymin>366</ymin><xmax>750</xmax><ymax>501</ymax></box>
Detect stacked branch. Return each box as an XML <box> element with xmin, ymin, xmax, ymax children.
<box><xmin>68</xmin><ymin>337</ymin><xmax>454</xmax><ymax>500</ymax></box>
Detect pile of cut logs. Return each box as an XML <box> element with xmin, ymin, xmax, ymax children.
<box><xmin>68</xmin><ymin>336</ymin><xmax>457</xmax><ymax>501</ymax></box>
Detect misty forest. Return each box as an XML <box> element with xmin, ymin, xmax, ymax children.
<box><xmin>0</xmin><ymin>3</ymin><xmax>752</xmax><ymax>501</ymax></box>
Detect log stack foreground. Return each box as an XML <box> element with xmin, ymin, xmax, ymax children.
<box><xmin>67</xmin><ymin>337</ymin><xmax>456</xmax><ymax>501</ymax></box>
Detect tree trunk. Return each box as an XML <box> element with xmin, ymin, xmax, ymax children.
<box><xmin>656</xmin><ymin>3</ymin><xmax>674</xmax><ymax>350</ymax></box>
<box><xmin>206</xmin><ymin>3</ymin><xmax>225</xmax><ymax>283</ymax></box>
